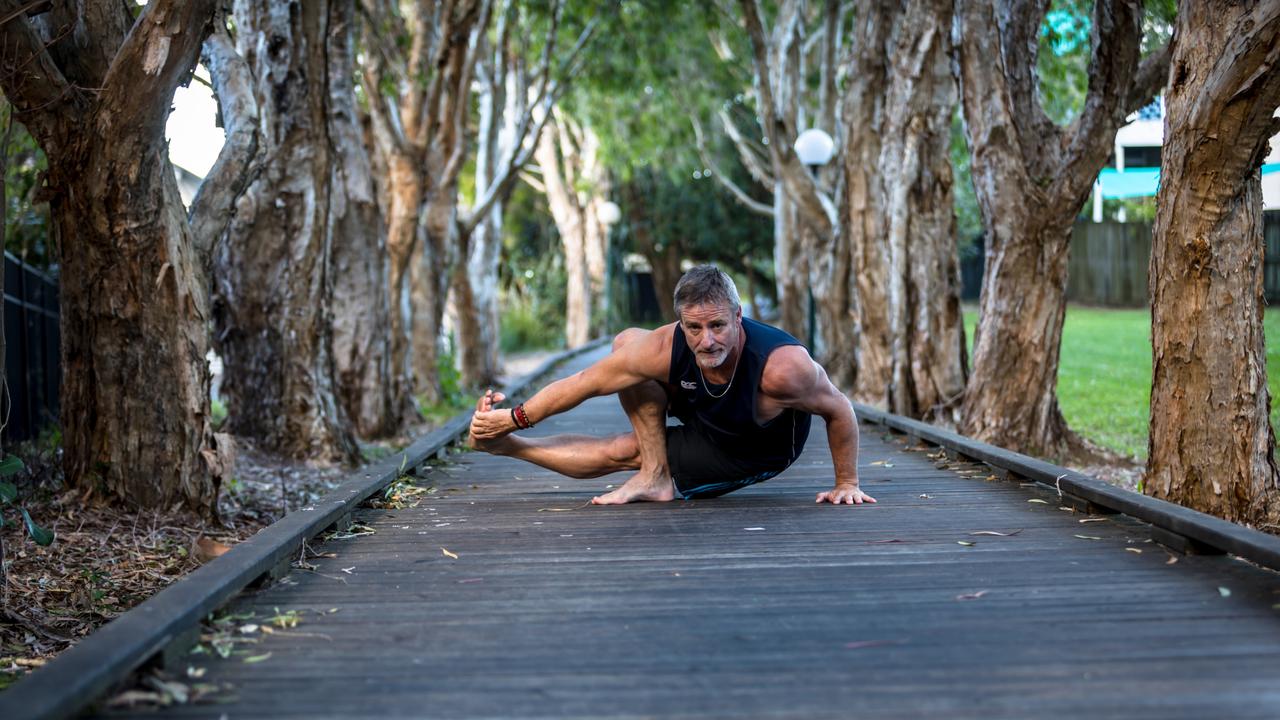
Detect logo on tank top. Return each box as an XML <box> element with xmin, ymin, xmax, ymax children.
<box><xmin>680</xmin><ymin>380</ymin><xmax>697</xmax><ymax>390</ymax></box>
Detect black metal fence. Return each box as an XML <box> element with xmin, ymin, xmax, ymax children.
<box><xmin>4</xmin><ymin>252</ymin><xmax>59</xmax><ymax>444</ymax></box>
<box><xmin>962</xmin><ymin>211</ymin><xmax>1280</xmax><ymax>306</ymax></box>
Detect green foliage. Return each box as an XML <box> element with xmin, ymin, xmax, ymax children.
<box><xmin>418</xmin><ymin>338</ymin><xmax>470</xmax><ymax>425</ymax></box>
<box><xmin>211</xmin><ymin>398</ymin><xmax>228</xmax><ymax>430</ymax></box>
<box><xmin>501</xmin><ymin>181</ymin><xmax>568</xmax><ymax>346</ymax></box>
<box><xmin>951</xmin><ymin>110</ymin><xmax>983</xmax><ymax>249</ymax></box>
<box><xmin>0</xmin><ymin>453</ymin><xmax>54</xmax><ymax>545</ymax></box>
<box><xmin>1</xmin><ymin>103</ymin><xmax>53</xmax><ymax>270</ymax></box>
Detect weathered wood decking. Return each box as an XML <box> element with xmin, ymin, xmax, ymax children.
<box><xmin>97</xmin><ymin>348</ymin><xmax>1280</xmax><ymax>719</ymax></box>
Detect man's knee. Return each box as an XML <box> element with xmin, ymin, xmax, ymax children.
<box><xmin>606</xmin><ymin>433</ymin><xmax>641</xmax><ymax>467</ymax></box>
<box><xmin>612</xmin><ymin>327</ymin><xmax>648</xmax><ymax>352</ymax></box>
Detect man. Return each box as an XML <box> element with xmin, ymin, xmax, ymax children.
<box><xmin>469</xmin><ymin>264</ymin><xmax>875</xmax><ymax>506</ymax></box>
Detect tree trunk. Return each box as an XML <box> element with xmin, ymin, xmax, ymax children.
<box><xmin>536</xmin><ymin>114</ymin><xmax>604</xmax><ymax>347</ymax></box>
<box><xmin>623</xmin><ymin>177</ymin><xmax>681</xmax><ymax>323</ymax></box>
<box><xmin>382</xmin><ymin>152</ymin><xmax>421</xmax><ymax>403</ymax></box>
<box><xmin>215</xmin><ymin>0</ymin><xmax>357</xmax><ymax>462</ymax></box>
<box><xmin>411</xmin><ymin>190</ymin><xmax>457</xmax><ymax>400</ymax></box>
<box><xmin>325</xmin><ymin>0</ymin><xmax>407</xmax><ymax>439</ymax></box>
<box><xmin>1147</xmin><ymin>2</ymin><xmax>1280</xmax><ymax>528</ymax></box>
<box><xmin>773</xmin><ymin>190</ymin><xmax>808</xmax><ymax>339</ymax></box>
<box><xmin>0</xmin><ymin>0</ymin><xmax>231</xmax><ymax>512</ymax></box>
<box><xmin>842</xmin><ymin>0</ymin><xmax>966</xmax><ymax>420</ymax></box>
<box><xmin>954</xmin><ymin>0</ymin><xmax>1163</xmax><ymax>457</ymax></box>
<box><xmin>453</xmin><ymin>209</ymin><xmax>503</xmax><ymax>388</ymax></box>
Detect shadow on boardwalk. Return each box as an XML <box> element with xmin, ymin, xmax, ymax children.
<box><xmin>99</xmin><ymin>347</ymin><xmax>1280</xmax><ymax>719</ymax></box>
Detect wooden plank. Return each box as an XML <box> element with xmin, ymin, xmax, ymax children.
<box><xmin>86</xmin><ymin>348</ymin><xmax>1280</xmax><ymax>719</ymax></box>
<box><xmin>0</xmin><ymin>340</ymin><xmax>611</xmax><ymax>720</ymax></box>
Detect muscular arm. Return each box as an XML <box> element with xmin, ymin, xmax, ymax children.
<box><xmin>469</xmin><ymin>326</ymin><xmax>675</xmax><ymax>440</ymax></box>
<box><xmin>760</xmin><ymin>346</ymin><xmax>875</xmax><ymax>505</ymax></box>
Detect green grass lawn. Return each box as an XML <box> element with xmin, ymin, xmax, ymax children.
<box><xmin>963</xmin><ymin>307</ymin><xmax>1280</xmax><ymax>460</ymax></box>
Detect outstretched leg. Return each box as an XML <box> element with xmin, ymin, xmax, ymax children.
<box><xmin>466</xmin><ymin>328</ymin><xmax>676</xmax><ymax>504</ymax></box>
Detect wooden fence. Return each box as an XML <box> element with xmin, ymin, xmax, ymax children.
<box><xmin>960</xmin><ymin>211</ymin><xmax>1280</xmax><ymax>307</ymax></box>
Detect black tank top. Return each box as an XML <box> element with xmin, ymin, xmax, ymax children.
<box><xmin>667</xmin><ymin>316</ymin><xmax>812</xmax><ymax>466</ymax></box>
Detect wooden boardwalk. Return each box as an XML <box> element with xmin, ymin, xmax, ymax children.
<box><xmin>97</xmin><ymin>348</ymin><xmax>1280</xmax><ymax>719</ymax></box>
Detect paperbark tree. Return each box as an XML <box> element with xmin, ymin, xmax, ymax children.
<box><xmin>450</xmin><ymin>0</ymin><xmax>594</xmax><ymax>388</ymax></box>
<box><xmin>214</xmin><ymin>0</ymin><xmax>359</xmax><ymax>462</ymax></box>
<box><xmin>533</xmin><ymin>110</ymin><xmax>610</xmax><ymax>348</ymax></box>
<box><xmin>1147</xmin><ymin>2</ymin><xmax>1280</xmax><ymax>528</ymax></box>
<box><xmin>326</xmin><ymin>1</ymin><xmax>406</xmax><ymax>440</ymax></box>
<box><xmin>840</xmin><ymin>0</ymin><xmax>967</xmax><ymax>420</ymax></box>
<box><xmin>0</xmin><ymin>1</ymin><xmax>253</xmax><ymax>512</ymax></box>
<box><xmin>954</xmin><ymin>0</ymin><xmax>1169</xmax><ymax>457</ymax></box>
<box><xmin>361</xmin><ymin>0</ymin><xmax>490</xmax><ymax>402</ymax></box>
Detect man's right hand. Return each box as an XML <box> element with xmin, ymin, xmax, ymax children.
<box><xmin>470</xmin><ymin>389</ymin><xmax>517</xmax><ymax>441</ymax></box>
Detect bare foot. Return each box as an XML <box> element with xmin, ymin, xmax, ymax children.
<box><xmin>468</xmin><ymin>389</ymin><xmax>514</xmax><ymax>454</ymax></box>
<box><xmin>591</xmin><ymin>470</ymin><xmax>676</xmax><ymax>504</ymax></box>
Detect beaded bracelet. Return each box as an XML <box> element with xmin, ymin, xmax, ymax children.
<box><xmin>511</xmin><ymin>403</ymin><xmax>534</xmax><ymax>429</ymax></box>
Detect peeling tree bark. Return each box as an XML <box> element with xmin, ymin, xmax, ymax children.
<box><xmin>954</xmin><ymin>0</ymin><xmax>1167</xmax><ymax>457</ymax></box>
<box><xmin>361</xmin><ymin>0</ymin><xmax>490</xmax><ymax>403</ymax></box>
<box><xmin>1147</xmin><ymin>2</ymin><xmax>1280</xmax><ymax>529</ymax></box>
<box><xmin>841</xmin><ymin>0</ymin><xmax>966</xmax><ymax>420</ymax></box>
<box><xmin>0</xmin><ymin>0</ymin><xmax>244</xmax><ymax>513</ymax></box>
<box><xmin>214</xmin><ymin>0</ymin><xmax>358</xmax><ymax>463</ymax></box>
<box><xmin>324</xmin><ymin>0</ymin><xmax>406</xmax><ymax>439</ymax></box>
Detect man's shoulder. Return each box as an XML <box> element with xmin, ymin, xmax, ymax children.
<box><xmin>759</xmin><ymin>344</ymin><xmax>818</xmax><ymax>399</ymax></box>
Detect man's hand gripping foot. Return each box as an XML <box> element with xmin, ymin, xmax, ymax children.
<box><xmin>468</xmin><ymin>389</ymin><xmax>515</xmax><ymax>454</ymax></box>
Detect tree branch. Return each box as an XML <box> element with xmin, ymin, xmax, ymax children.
<box><xmin>188</xmin><ymin>17</ymin><xmax>260</xmax><ymax>265</ymax></box>
<box><xmin>737</xmin><ymin>0</ymin><xmax>834</xmax><ymax>236</ymax></box>
<box><xmin>97</xmin><ymin>0</ymin><xmax>218</xmax><ymax>138</ymax></box>
<box><xmin>0</xmin><ymin>0</ymin><xmax>87</xmax><ymax>148</ymax></box>
<box><xmin>1124</xmin><ymin>42</ymin><xmax>1171</xmax><ymax>114</ymax></box>
<box><xmin>691</xmin><ymin>114</ymin><xmax>775</xmax><ymax>216</ymax></box>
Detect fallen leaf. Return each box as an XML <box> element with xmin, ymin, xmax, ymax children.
<box><xmin>238</xmin><ymin>624</ymin><xmax>259</xmax><ymax>635</ymax></box>
<box><xmin>186</xmin><ymin>667</ymin><xmax>206</xmax><ymax>679</ymax></box>
<box><xmin>340</xmin><ymin>567</ymin><xmax>355</xmax><ymax>574</ymax></box>
<box><xmin>442</xmin><ymin>547</ymin><xmax>459</xmax><ymax>559</ymax></box>
<box><xmin>457</xmin><ymin>578</ymin><xmax>484</xmax><ymax>584</ymax></box>
<box><xmin>1125</xmin><ymin>548</ymin><xmax>1143</xmax><ymax>554</ymax></box>
<box><xmin>537</xmin><ymin>508</ymin><xmax>574</xmax><ymax>512</ymax></box>
<box><xmin>956</xmin><ymin>590</ymin><xmax>988</xmax><ymax>601</ymax></box>
<box><xmin>956</xmin><ymin>540</ymin><xmax>975</xmax><ymax>547</ymax></box>
<box><xmin>1028</xmin><ymin>499</ymin><xmax>1049</xmax><ymax>504</ymax></box>
<box><xmin>1218</xmin><ymin>586</ymin><xmax>1232</xmax><ymax>598</ymax></box>
<box><xmin>970</xmin><ymin>530</ymin><xmax>1022</xmax><ymax>537</ymax></box>
<box><xmin>868</xmin><ymin>539</ymin><xmax>906</xmax><ymax>544</ymax></box>
<box><xmin>1079</xmin><ymin>518</ymin><xmax>1107</xmax><ymax>523</ymax></box>
<box><xmin>743</xmin><ymin>527</ymin><xmax>765</xmax><ymax>531</ymax></box>
<box><xmin>1166</xmin><ymin>555</ymin><xmax>1179</xmax><ymax>565</ymax></box>
<box><xmin>919</xmin><ymin>494</ymin><xmax>933</xmax><ymax>499</ymax></box>
<box><xmin>882</xmin><ymin>463</ymin><xmax>895</xmax><ymax>468</ymax></box>
<box><xmin>870</xmin><ymin>460</ymin><xmax>888</xmax><ymax>466</ymax></box>
<box><xmin>1074</xmin><ymin>535</ymin><xmax>1102</xmax><ymax>540</ymax></box>
<box><xmin>843</xmin><ymin>639</ymin><xmax>903</xmax><ymax>649</ymax></box>
<box><xmin>243</xmin><ymin>652</ymin><xmax>272</xmax><ymax>664</ymax></box>
<box><xmin>194</xmin><ymin>536</ymin><xmax>232</xmax><ymax>564</ymax></box>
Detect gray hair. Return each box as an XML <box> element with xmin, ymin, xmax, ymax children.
<box><xmin>672</xmin><ymin>264</ymin><xmax>741</xmax><ymax>318</ymax></box>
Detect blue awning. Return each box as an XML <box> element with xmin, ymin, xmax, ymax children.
<box><xmin>1097</xmin><ymin>164</ymin><xmax>1280</xmax><ymax>200</ymax></box>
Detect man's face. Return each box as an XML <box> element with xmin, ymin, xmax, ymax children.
<box><xmin>678</xmin><ymin>302</ymin><xmax>742</xmax><ymax>370</ymax></box>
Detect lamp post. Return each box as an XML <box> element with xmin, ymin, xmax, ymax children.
<box><xmin>793</xmin><ymin>128</ymin><xmax>835</xmax><ymax>352</ymax></box>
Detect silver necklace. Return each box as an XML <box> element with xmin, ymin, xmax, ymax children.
<box><xmin>697</xmin><ymin>351</ymin><xmax>741</xmax><ymax>399</ymax></box>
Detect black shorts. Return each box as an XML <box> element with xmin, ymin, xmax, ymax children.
<box><xmin>665</xmin><ymin>423</ymin><xmax>792</xmax><ymax>499</ymax></box>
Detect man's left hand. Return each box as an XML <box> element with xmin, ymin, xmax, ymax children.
<box><xmin>816</xmin><ymin>483</ymin><xmax>876</xmax><ymax>505</ymax></box>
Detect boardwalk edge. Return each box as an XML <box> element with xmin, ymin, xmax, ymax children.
<box><xmin>853</xmin><ymin>402</ymin><xmax>1280</xmax><ymax>573</ymax></box>
<box><xmin>0</xmin><ymin>338</ymin><xmax>611</xmax><ymax>720</ymax></box>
